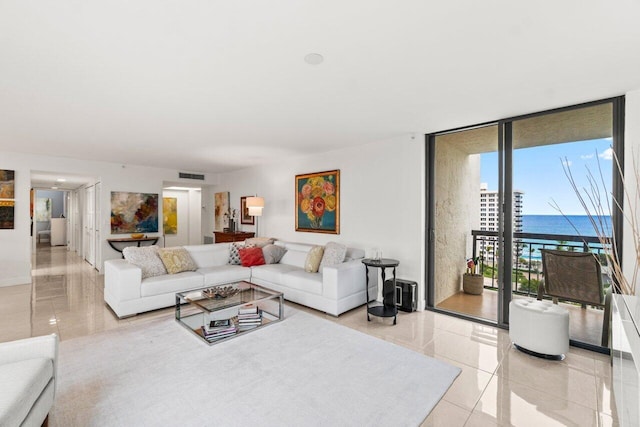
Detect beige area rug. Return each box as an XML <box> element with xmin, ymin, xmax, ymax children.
<box><xmin>51</xmin><ymin>310</ymin><xmax>460</xmax><ymax>426</ymax></box>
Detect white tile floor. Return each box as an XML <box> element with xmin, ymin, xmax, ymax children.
<box><xmin>0</xmin><ymin>245</ymin><xmax>619</xmax><ymax>426</ymax></box>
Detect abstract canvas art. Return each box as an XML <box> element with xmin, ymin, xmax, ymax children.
<box><xmin>295</xmin><ymin>169</ymin><xmax>340</xmax><ymax>234</ymax></box>
<box><xmin>0</xmin><ymin>170</ymin><xmax>15</xmax><ymax>229</ymax></box>
<box><xmin>110</xmin><ymin>192</ymin><xmax>159</xmax><ymax>233</ymax></box>
<box><xmin>36</xmin><ymin>198</ymin><xmax>52</xmax><ymax>222</ymax></box>
<box><xmin>0</xmin><ymin>200</ymin><xmax>14</xmax><ymax>229</ymax></box>
<box><xmin>0</xmin><ymin>170</ymin><xmax>15</xmax><ymax>199</ymax></box>
<box><xmin>163</xmin><ymin>197</ymin><xmax>177</xmax><ymax>235</ymax></box>
<box><xmin>214</xmin><ymin>192</ymin><xmax>230</xmax><ymax>231</ymax></box>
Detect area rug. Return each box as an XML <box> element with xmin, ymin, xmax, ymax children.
<box><xmin>50</xmin><ymin>310</ymin><xmax>460</xmax><ymax>426</ymax></box>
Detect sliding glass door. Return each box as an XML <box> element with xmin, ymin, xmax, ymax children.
<box><xmin>426</xmin><ymin>98</ymin><xmax>624</xmax><ymax>350</ymax></box>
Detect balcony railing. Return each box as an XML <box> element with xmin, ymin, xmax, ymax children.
<box><xmin>471</xmin><ymin>230</ymin><xmax>609</xmax><ymax>298</ymax></box>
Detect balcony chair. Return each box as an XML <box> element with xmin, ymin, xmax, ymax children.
<box><xmin>538</xmin><ymin>249</ymin><xmax>612</xmax><ymax>347</ymax></box>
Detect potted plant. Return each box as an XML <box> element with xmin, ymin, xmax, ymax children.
<box><xmin>463</xmin><ymin>256</ymin><xmax>484</xmax><ymax>295</ymax></box>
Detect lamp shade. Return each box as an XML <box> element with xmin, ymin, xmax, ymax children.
<box><xmin>246</xmin><ymin>196</ymin><xmax>264</xmax><ymax>217</ymax></box>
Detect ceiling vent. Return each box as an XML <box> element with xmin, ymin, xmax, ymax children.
<box><xmin>179</xmin><ymin>172</ymin><xmax>205</xmax><ymax>181</ymax></box>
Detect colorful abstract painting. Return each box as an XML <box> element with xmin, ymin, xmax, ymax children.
<box><xmin>36</xmin><ymin>198</ymin><xmax>52</xmax><ymax>222</ymax></box>
<box><xmin>295</xmin><ymin>169</ymin><xmax>340</xmax><ymax>234</ymax></box>
<box><xmin>214</xmin><ymin>191</ymin><xmax>230</xmax><ymax>231</ymax></box>
<box><xmin>0</xmin><ymin>200</ymin><xmax>14</xmax><ymax>229</ymax></box>
<box><xmin>110</xmin><ymin>192</ymin><xmax>159</xmax><ymax>233</ymax></box>
<box><xmin>163</xmin><ymin>197</ymin><xmax>178</xmax><ymax>235</ymax></box>
<box><xmin>0</xmin><ymin>170</ymin><xmax>15</xmax><ymax>199</ymax></box>
<box><xmin>0</xmin><ymin>170</ymin><xmax>15</xmax><ymax>229</ymax></box>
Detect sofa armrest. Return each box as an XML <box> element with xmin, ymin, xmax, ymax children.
<box><xmin>322</xmin><ymin>259</ymin><xmax>376</xmax><ymax>300</ymax></box>
<box><xmin>0</xmin><ymin>334</ymin><xmax>58</xmax><ymax>393</ymax></box>
<box><xmin>105</xmin><ymin>259</ymin><xmax>142</xmax><ymax>301</ymax></box>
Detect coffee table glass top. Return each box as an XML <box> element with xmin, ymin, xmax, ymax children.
<box><xmin>175</xmin><ymin>281</ymin><xmax>284</xmax><ymax>345</ymax></box>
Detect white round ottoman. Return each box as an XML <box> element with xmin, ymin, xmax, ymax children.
<box><xmin>509</xmin><ymin>299</ymin><xmax>569</xmax><ymax>359</ymax></box>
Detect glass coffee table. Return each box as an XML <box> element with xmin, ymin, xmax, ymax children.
<box><xmin>175</xmin><ymin>281</ymin><xmax>284</xmax><ymax>345</ymax></box>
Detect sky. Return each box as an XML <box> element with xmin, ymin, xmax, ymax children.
<box><xmin>480</xmin><ymin>138</ymin><xmax>614</xmax><ymax>215</ymax></box>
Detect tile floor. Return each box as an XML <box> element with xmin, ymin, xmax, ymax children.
<box><xmin>0</xmin><ymin>245</ymin><xmax>619</xmax><ymax>426</ymax></box>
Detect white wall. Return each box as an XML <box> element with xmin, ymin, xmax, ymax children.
<box><xmin>0</xmin><ymin>150</ymin><xmax>219</xmax><ymax>286</ymax></box>
<box><xmin>623</xmin><ymin>88</ymin><xmax>640</xmax><ymax>295</ymax></box>
<box><xmin>217</xmin><ymin>135</ymin><xmax>426</xmax><ymax>308</ymax></box>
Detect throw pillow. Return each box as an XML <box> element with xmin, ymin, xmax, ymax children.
<box><xmin>228</xmin><ymin>242</ymin><xmax>244</xmax><ymax>265</ymax></box>
<box><xmin>262</xmin><ymin>244</ymin><xmax>287</xmax><ymax>264</ymax></box>
<box><xmin>157</xmin><ymin>247</ymin><xmax>198</xmax><ymax>274</ymax></box>
<box><xmin>244</xmin><ymin>237</ymin><xmax>275</xmax><ymax>248</ymax></box>
<box><xmin>238</xmin><ymin>247</ymin><xmax>266</xmax><ymax>267</ymax></box>
<box><xmin>123</xmin><ymin>245</ymin><xmax>167</xmax><ymax>279</ymax></box>
<box><xmin>320</xmin><ymin>241</ymin><xmax>347</xmax><ymax>268</ymax></box>
<box><xmin>304</xmin><ymin>246</ymin><xmax>325</xmax><ymax>273</ymax></box>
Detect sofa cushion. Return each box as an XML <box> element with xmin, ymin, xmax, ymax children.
<box><xmin>320</xmin><ymin>241</ymin><xmax>347</xmax><ymax>268</ymax></box>
<box><xmin>282</xmin><ymin>270</ymin><xmax>323</xmax><ymax>295</ymax></box>
<box><xmin>184</xmin><ymin>244</ymin><xmax>230</xmax><ymax>269</ymax></box>
<box><xmin>122</xmin><ymin>245</ymin><xmax>167</xmax><ymax>279</ymax></box>
<box><xmin>276</xmin><ymin>242</ymin><xmax>312</xmax><ymax>268</ymax></box>
<box><xmin>238</xmin><ymin>247</ymin><xmax>265</xmax><ymax>267</ymax></box>
<box><xmin>244</xmin><ymin>237</ymin><xmax>275</xmax><ymax>248</ymax></box>
<box><xmin>140</xmin><ymin>271</ymin><xmax>204</xmax><ymax>297</ymax></box>
<box><xmin>251</xmin><ymin>264</ymin><xmax>300</xmax><ymax>284</ymax></box>
<box><xmin>262</xmin><ymin>244</ymin><xmax>287</xmax><ymax>264</ymax></box>
<box><xmin>228</xmin><ymin>242</ymin><xmax>245</xmax><ymax>265</ymax></box>
<box><xmin>0</xmin><ymin>358</ymin><xmax>53</xmax><ymax>427</ymax></box>
<box><xmin>197</xmin><ymin>265</ymin><xmax>251</xmax><ymax>286</ymax></box>
<box><xmin>304</xmin><ymin>246</ymin><xmax>324</xmax><ymax>273</ymax></box>
<box><xmin>158</xmin><ymin>247</ymin><xmax>198</xmax><ymax>274</ymax></box>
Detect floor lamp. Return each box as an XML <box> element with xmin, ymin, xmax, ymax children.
<box><xmin>246</xmin><ymin>196</ymin><xmax>264</xmax><ymax>237</ymax></box>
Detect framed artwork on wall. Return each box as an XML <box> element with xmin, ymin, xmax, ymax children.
<box><xmin>214</xmin><ymin>191</ymin><xmax>230</xmax><ymax>231</ymax></box>
<box><xmin>240</xmin><ymin>196</ymin><xmax>255</xmax><ymax>225</ymax></box>
<box><xmin>0</xmin><ymin>169</ymin><xmax>15</xmax><ymax>229</ymax></box>
<box><xmin>110</xmin><ymin>192</ymin><xmax>159</xmax><ymax>233</ymax></box>
<box><xmin>163</xmin><ymin>197</ymin><xmax>177</xmax><ymax>234</ymax></box>
<box><xmin>295</xmin><ymin>169</ymin><xmax>340</xmax><ymax>234</ymax></box>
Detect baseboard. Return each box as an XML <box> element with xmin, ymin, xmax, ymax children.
<box><xmin>0</xmin><ymin>275</ymin><xmax>32</xmax><ymax>287</ymax></box>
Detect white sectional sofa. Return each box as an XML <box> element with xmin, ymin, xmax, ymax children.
<box><xmin>104</xmin><ymin>241</ymin><xmax>376</xmax><ymax>318</ymax></box>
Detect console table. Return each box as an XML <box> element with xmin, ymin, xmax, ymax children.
<box><xmin>214</xmin><ymin>231</ymin><xmax>255</xmax><ymax>243</ymax></box>
<box><xmin>107</xmin><ymin>237</ymin><xmax>159</xmax><ymax>258</ymax></box>
<box><xmin>362</xmin><ymin>258</ymin><xmax>399</xmax><ymax>325</ymax></box>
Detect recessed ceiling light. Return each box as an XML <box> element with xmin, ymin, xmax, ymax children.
<box><xmin>304</xmin><ymin>53</ymin><xmax>324</xmax><ymax>65</ymax></box>
<box><xmin>51</xmin><ymin>186</ymin><xmax>58</xmax><ymax>190</ymax></box>
<box><xmin>56</xmin><ymin>178</ymin><xmax>66</xmax><ymax>182</ymax></box>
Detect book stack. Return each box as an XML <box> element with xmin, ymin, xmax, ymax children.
<box><xmin>237</xmin><ymin>304</ymin><xmax>263</xmax><ymax>332</ymax></box>
<box><xmin>201</xmin><ymin>318</ymin><xmax>237</xmax><ymax>342</ymax></box>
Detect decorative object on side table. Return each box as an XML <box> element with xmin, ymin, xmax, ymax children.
<box><xmin>462</xmin><ymin>256</ymin><xmax>483</xmax><ymax>295</ymax></box>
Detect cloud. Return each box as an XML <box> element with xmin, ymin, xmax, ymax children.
<box><xmin>562</xmin><ymin>159</ymin><xmax>572</xmax><ymax>167</ymax></box>
<box><xmin>580</xmin><ymin>154</ymin><xmax>595</xmax><ymax>160</ymax></box>
<box><xmin>599</xmin><ymin>148</ymin><xmax>613</xmax><ymax>160</ymax></box>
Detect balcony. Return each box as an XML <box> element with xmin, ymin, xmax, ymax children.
<box><xmin>436</xmin><ymin>230</ymin><xmax>609</xmax><ymax>347</ymax></box>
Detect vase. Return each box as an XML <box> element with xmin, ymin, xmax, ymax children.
<box><xmin>462</xmin><ymin>274</ymin><xmax>484</xmax><ymax>295</ymax></box>
<box><xmin>228</xmin><ymin>220</ymin><xmax>235</xmax><ymax>232</ymax></box>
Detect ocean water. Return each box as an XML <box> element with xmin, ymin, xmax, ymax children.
<box><xmin>521</xmin><ymin>215</ymin><xmax>612</xmax><ymax>237</ymax></box>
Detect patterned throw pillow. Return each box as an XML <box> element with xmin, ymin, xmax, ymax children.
<box><xmin>320</xmin><ymin>241</ymin><xmax>347</xmax><ymax>268</ymax></box>
<box><xmin>123</xmin><ymin>246</ymin><xmax>167</xmax><ymax>279</ymax></box>
<box><xmin>244</xmin><ymin>237</ymin><xmax>275</xmax><ymax>248</ymax></box>
<box><xmin>157</xmin><ymin>247</ymin><xmax>198</xmax><ymax>274</ymax></box>
<box><xmin>262</xmin><ymin>244</ymin><xmax>287</xmax><ymax>264</ymax></box>
<box><xmin>304</xmin><ymin>246</ymin><xmax>325</xmax><ymax>273</ymax></box>
<box><xmin>238</xmin><ymin>247</ymin><xmax>266</xmax><ymax>267</ymax></box>
<box><xmin>228</xmin><ymin>242</ymin><xmax>246</xmax><ymax>265</ymax></box>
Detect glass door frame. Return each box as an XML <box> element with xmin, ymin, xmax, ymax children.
<box><xmin>425</xmin><ymin>96</ymin><xmax>625</xmax><ymax>339</ymax></box>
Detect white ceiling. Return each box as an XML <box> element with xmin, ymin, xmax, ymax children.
<box><xmin>31</xmin><ymin>171</ymin><xmax>96</xmax><ymax>190</ymax></box>
<box><xmin>1</xmin><ymin>1</ymin><xmax>640</xmax><ymax>173</ymax></box>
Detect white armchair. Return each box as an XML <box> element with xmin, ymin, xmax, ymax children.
<box><xmin>0</xmin><ymin>334</ymin><xmax>59</xmax><ymax>427</ymax></box>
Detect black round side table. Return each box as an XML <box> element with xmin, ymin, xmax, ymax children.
<box><xmin>362</xmin><ymin>258</ymin><xmax>400</xmax><ymax>325</ymax></box>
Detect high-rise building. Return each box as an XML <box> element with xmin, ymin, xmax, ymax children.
<box><xmin>479</xmin><ymin>183</ymin><xmax>524</xmax><ymax>232</ymax></box>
